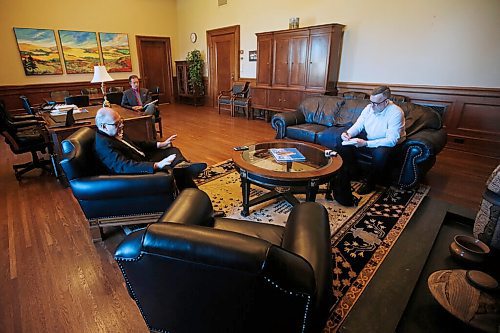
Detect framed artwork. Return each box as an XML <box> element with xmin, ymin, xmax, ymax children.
<box><xmin>13</xmin><ymin>28</ymin><xmax>63</xmax><ymax>75</ymax></box>
<box><xmin>58</xmin><ymin>30</ymin><xmax>100</xmax><ymax>74</ymax></box>
<box><xmin>249</xmin><ymin>50</ymin><xmax>257</xmax><ymax>62</ymax></box>
<box><xmin>99</xmin><ymin>32</ymin><xmax>132</xmax><ymax>72</ymax></box>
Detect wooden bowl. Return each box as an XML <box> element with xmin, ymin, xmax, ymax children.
<box><xmin>449</xmin><ymin>235</ymin><xmax>490</xmax><ymax>264</ymax></box>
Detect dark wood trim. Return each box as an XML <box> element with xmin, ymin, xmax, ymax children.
<box><xmin>337</xmin><ymin>82</ymin><xmax>500</xmax><ymax>158</ymax></box>
<box><xmin>0</xmin><ymin>79</ymin><xmax>129</xmax><ymax>112</ymax></box>
<box><xmin>206</xmin><ymin>25</ymin><xmax>240</xmax><ymax>107</ymax></box>
<box><xmin>135</xmin><ymin>36</ymin><xmax>175</xmax><ymax>103</ymax></box>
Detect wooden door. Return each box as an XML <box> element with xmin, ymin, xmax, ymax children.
<box><xmin>273</xmin><ymin>35</ymin><xmax>290</xmax><ymax>87</ymax></box>
<box><xmin>256</xmin><ymin>33</ymin><xmax>273</xmax><ymax>86</ymax></box>
<box><xmin>207</xmin><ymin>25</ymin><xmax>240</xmax><ymax>107</ymax></box>
<box><xmin>288</xmin><ymin>36</ymin><xmax>308</xmax><ymax>88</ymax></box>
<box><xmin>136</xmin><ymin>36</ymin><xmax>174</xmax><ymax>104</ymax></box>
<box><xmin>306</xmin><ymin>32</ymin><xmax>331</xmax><ymax>90</ymax></box>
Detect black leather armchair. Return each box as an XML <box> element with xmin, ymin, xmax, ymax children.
<box><xmin>115</xmin><ymin>188</ymin><xmax>333</xmax><ymax>333</ymax></box>
<box><xmin>60</xmin><ymin>127</ymin><xmax>176</xmax><ymax>242</ymax></box>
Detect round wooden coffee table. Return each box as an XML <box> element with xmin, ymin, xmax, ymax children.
<box><xmin>231</xmin><ymin>140</ymin><xmax>343</xmax><ymax>216</ymax></box>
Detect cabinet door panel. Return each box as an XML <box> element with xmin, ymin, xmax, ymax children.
<box><xmin>306</xmin><ymin>33</ymin><xmax>331</xmax><ymax>90</ymax></box>
<box><xmin>268</xmin><ymin>90</ymin><xmax>283</xmax><ymax>109</ymax></box>
<box><xmin>282</xmin><ymin>91</ymin><xmax>303</xmax><ymax>111</ymax></box>
<box><xmin>289</xmin><ymin>36</ymin><xmax>308</xmax><ymax>88</ymax></box>
<box><xmin>273</xmin><ymin>37</ymin><xmax>290</xmax><ymax>87</ymax></box>
<box><xmin>250</xmin><ymin>87</ymin><xmax>267</xmax><ymax>108</ymax></box>
<box><xmin>256</xmin><ymin>35</ymin><xmax>273</xmax><ymax>86</ymax></box>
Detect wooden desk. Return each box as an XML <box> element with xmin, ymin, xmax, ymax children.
<box><xmin>41</xmin><ymin>105</ymin><xmax>154</xmax><ymax>164</ymax></box>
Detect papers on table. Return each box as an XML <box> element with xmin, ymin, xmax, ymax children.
<box><xmin>341</xmin><ymin>139</ymin><xmax>358</xmax><ymax>146</ymax></box>
<box><xmin>50</xmin><ymin>104</ymin><xmax>85</xmax><ymax>116</ymax></box>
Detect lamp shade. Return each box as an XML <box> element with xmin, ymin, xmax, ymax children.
<box><xmin>91</xmin><ymin>66</ymin><xmax>114</xmax><ymax>83</ymax></box>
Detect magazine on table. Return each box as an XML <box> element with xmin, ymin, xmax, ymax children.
<box><xmin>269</xmin><ymin>148</ymin><xmax>306</xmax><ymax>162</ymax></box>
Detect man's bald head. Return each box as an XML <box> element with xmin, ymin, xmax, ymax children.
<box><xmin>95</xmin><ymin>107</ymin><xmax>123</xmax><ymax>138</ymax></box>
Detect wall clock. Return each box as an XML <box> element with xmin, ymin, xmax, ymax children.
<box><xmin>190</xmin><ymin>32</ymin><xmax>197</xmax><ymax>43</ymax></box>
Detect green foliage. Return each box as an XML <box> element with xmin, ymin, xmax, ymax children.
<box><xmin>186</xmin><ymin>50</ymin><xmax>204</xmax><ymax>95</ymax></box>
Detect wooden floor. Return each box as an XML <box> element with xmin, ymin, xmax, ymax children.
<box><xmin>0</xmin><ymin>103</ymin><xmax>498</xmax><ymax>332</ymax></box>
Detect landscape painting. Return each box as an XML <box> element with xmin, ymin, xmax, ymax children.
<box><xmin>13</xmin><ymin>28</ymin><xmax>63</xmax><ymax>75</ymax></box>
<box><xmin>58</xmin><ymin>30</ymin><xmax>100</xmax><ymax>74</ymax></box>
<box><xmin>99</xmin><ymin>32</ymin><xmax>132</xmax><ymax>72</ymax></box>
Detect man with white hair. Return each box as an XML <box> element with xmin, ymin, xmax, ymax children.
<box><xmin>94</xmin><ymin>107</ymin><xmax>206</xmax><ymax>190</ymax></box>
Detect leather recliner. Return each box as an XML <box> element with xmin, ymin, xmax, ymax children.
<box><xmin>115</xmin><ymin>188</ymin><xmax>333</xmax><ymax>333</ymax></box>
<box><xmin>59</xmin><ymin>127</ymin><xmax>176</xmax><ymax>242</ymax></box>
<box><xmin>271</xmin><ymin>96</ymin><xmax>447</xmax><ymax>189</ymax></box>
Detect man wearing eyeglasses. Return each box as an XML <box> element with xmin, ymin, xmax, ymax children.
<box><xmin>121</xmin><ymin>75</ymin><xmax>157</xmax><ymax>120</ymax></box>
<box><xmin>94</xmin><ymin>107</ymin><xmax>206</xmax><ymax>191</ymax></box>
<box><xmin>337</xmin><ymin>85</ymin><xmax>406</xmax><ymax>195</ymax></box>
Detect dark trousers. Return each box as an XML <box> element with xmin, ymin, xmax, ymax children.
<box><xmin>146</xmin><ymin>146</ymin><xmax>197</xmax><ymax>190</ymax></box>
<box><xmin>336</xmin><ymin>132</ymin><xmax>394</xmax><ymax>186</ymax></box>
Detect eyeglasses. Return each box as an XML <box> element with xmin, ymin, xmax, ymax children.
<box><xmin>370</xmin><ymin>98</ymin><xmax>388</xmax><ymax>107</ymax></box>
<box><xmin>104</xmin><ymin>118</ymin><xmax>123</xmax><ymax>127</ymax></box>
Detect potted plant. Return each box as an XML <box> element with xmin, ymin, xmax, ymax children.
<box><xmin>186</xmin><ymin>50</ymin><xmax>204</xmax><ymax>96</ymax></box>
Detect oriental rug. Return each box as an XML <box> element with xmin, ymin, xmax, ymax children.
<box><xmin>196</xmin><ymin>160</ymin><xmax>429</xmax><ymax>332</ymax></box>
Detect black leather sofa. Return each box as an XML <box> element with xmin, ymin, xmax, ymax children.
<box><xmin>115</xmin><ymin>188</ymin><xmax>332</xmax><ymax>333</ymax></box>
<box><xmin>60</xmin><ymin>127</ymin><xmax>176</xmax><ymax>242</ymax></box>
<box><xmin>271</xmin><ymin>96</ymin><xmax>447</xmax><ymax>189</ymax></box>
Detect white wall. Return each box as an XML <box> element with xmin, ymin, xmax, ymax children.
<box><xmin>176</xmin><ymin>0</ymin><xmax>500</xmax><ymax>88</ymax></box>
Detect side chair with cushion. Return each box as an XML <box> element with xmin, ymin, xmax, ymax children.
<box><xmin>115</xmin><ymin>188</ymin><xmax>333</xmax><ymax>333</ymax></box>
<box><xmin>1</xmin><ymin>101</ymin><xmax>53</xmax><ymax>180</ymax></box>
<box><xmin>217</xmin><ymin>82</ymin><xmax>250</xmax><ymax>117</ymax></box>
<box><xmin>64</xmin><ymin>95</ymin><xmax>90</xmax><ymax>107</ymax></box>
<box><xmin>233</xmin><ymin>81</ymin><xmax>251</xmax><ymax>119</ymax></box>
<box><xmin>59</xmin><ymin>127</ymin><xmax>176</xmax><ymax>242</ymax></box>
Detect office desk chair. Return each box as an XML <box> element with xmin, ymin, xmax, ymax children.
<box><xmin>106</xmin><ymin>92</ymin><xmax>124</xmax><ymax>105</ymax></box>
<box><xmin>65</xmin><ymin>95</ymin><xmax>90</xmax><ymax>107</ymax></box>
<box><xmin>1</xmin><ymin>101</ymin><xmax>53</xmax><ymax>180</ymax></box>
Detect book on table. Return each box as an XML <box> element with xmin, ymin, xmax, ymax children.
<box><xmin>269</xmin><ymin>148</ymin><xmax>306</xmax><ymax>162</ymax></box>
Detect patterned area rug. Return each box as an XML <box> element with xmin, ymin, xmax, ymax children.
<box><xmin>196</xmin><ymin>160</ymin><xmax>429</xmax><ymax>331</ymax></box>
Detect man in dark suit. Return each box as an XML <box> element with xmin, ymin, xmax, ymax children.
<box><xmin>121</xmin><ymin>75</ymin><xmax>157</xmax><ymax>120</ymax></box>
<box><xmin>94</xmin><ymin>107</ymin><xmax>206</xmax><ymax>190</ymax></box>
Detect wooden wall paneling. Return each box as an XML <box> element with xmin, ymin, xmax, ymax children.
<box><xmin>0</xmin><ymin>80</ymin><xmax>129</xmax><ymax>112</ymax></box>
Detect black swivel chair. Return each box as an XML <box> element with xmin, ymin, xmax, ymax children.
<box><xmin>65</xmin><ymin>95</ymin><xmax>90</xmax><ymax>107</ymax></box>
<box><xmin>59</xmin><ymin>127</ymin><xmax>177</xmax><ymax>242</ymax></box>
<box><xmin>20</xmin><ymin>95</ymin><xmax>40</xmax><ymax>115</ymax></box>
<box><xmin>115</xmin><ymin>188</ymin><xmax>333</xmax><ymax>333</ymax></box>
<box><xmin>0</xmin><ymin>101</ymin><xmax>53</xmax><ymax>180</ymax></box>
<box><xmin>106</xmin><ymin>92</ymin><xmax>124</xmax><ymax>105</ymax></box>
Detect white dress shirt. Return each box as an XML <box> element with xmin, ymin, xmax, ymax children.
<box><xmin>346</xmin><ymin>101</ymin><xmax>406</xmax><ymax>148</ymax></box>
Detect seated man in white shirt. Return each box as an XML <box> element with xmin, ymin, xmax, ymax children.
<box><xmin>337</xmin><ymin>85</ymin><xmax>406</xmax><ymax>195</ymax></box>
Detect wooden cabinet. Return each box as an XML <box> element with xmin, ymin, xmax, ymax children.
<box><xmin>255</xmin><ymin>23</ymin><xmax>345</xmax><ymax>113</ymax></box>
<box><xmin>268</xmin><ymin>89</ymin><xmax>303</xmax><ymax>111</ymax></box>
<box><xmin>175</xmin><ymin>61</ymin><xmax>203</xmax><ymax>106</ymax></box>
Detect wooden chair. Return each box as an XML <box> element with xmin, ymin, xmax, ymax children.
<box><xmin>150</xmin><ymin>87</ymin><xmax>163</xmax><ymax>138</ymax></box>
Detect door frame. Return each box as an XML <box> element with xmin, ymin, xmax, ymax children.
<box><xmin>206</xmin><ymin>25</ymin><xmax>240</xmax><ymax>107</ymax></box>
<box><xmin>136</xmin><ymin>36</ymin><xmax>174</xmax><ymax>103</ymax></box>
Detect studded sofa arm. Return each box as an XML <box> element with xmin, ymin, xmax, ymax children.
<box><xmin>398</xmin><ymin>128</ymin><xmax>447</xmax><ymax>188</ymax></box>
<box><xmin>271</xmin><ymin>111</ymin><xmax>306</xmax><ymax>139</ymax></box>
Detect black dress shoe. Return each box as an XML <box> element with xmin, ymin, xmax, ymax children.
<box><xmin>174</xmin><ymin>161</ymin><xmax>207</xmax><ymax>177</ymax></box>
<box><xmin>357</xmin><ymin>183</ymin><xmax>375</xmax><ymax>195</ymax></box>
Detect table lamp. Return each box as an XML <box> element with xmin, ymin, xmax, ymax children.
<box><xmin>91</xmin><ymin>65</ymin><xmax>114</xmax><ymax>108</ymax></box>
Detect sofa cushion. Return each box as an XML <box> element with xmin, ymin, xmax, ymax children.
<box><xmin>287</xmin><ymin>123</ymin><xmax>328</xmax><ymax>143</ymax></box>
<box><xmin>335</xmin><ymin>99</ymin><xmax>370</xmax><ymax>126</ymax></box>
<box><xmin>299</xmin><ymin>96</ymin><xmax>344</xmax><ymax>127</ymax></box>
<box><xmin>399</xmin><ymin>102</ymin><xmax>442</xmax><ymax>136</ymax></box>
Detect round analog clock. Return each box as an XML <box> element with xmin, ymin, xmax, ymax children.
<box><xmin>190</xmin><ymin>32</ymin><xmax>197</xmax><ymax>43</ymax></box>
